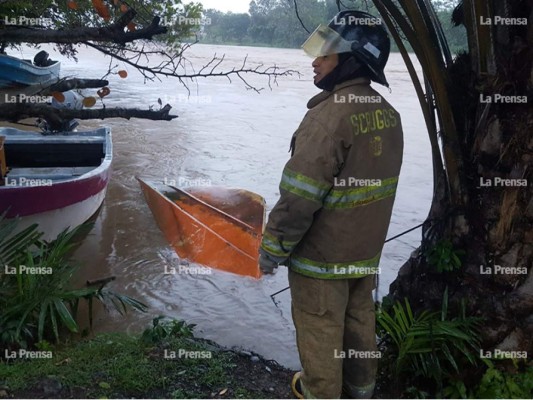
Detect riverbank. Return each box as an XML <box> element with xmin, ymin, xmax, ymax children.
<box><xmin>0</xmin><ymin>331</ymin><xmax>295</xmax><ymax>399</ymax></box>
<box><xmin>0</xmin><ymin>333</ymin><xmax>398</xmax><ymax>399</ymax></box>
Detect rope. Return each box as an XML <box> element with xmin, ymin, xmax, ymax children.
<box><xmin>269</xmin><ymin>222</ymin><xmax>425</xmax><ymax>305</ymax></box>
<box><xmin>383</xmin><ymin>222</ymin><xmax>424</xmax><ymax>243</ymax></box>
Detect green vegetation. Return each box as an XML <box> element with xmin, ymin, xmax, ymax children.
<box><xmin>0</xmin><ymin>219</ymin><xmax>291</xmax><ymax>398</ymax></box>
<box><xmin>1</xmin><ymin>0</ymin><xmax>467</xmax><ymax>53</ymax></box>
<box><xmin>437</xmin><ymin>359</ymin><xmax>533</xmax><ymax>399</ymax></box>
<box><xmin>0</xmin><ymin>319</ymin><xmax>285</xmax><ymax>399</ymax></box>
<box><xmin>1</xmin><ymin>333</ymin><xmax>234</xmax><ymax>398</ymax></box>
<box><xmin>473</xmin><ymin>360</ymin><xmax>533</xmax><ymax>399</ymax></box>
<box><xmin>141</xmin><ymin>316</ymin><xmax>197</xmax><ymax>344</ymax></box>
<box><xmin>0</xmin><ymin>216</ymin><xmax>147</xmax><ymax>350</ymax></box>
<box><xmin>200</xmin><ymin>0</ymin><xmax>467</xmax><ymax>53</ymax></box>
<box><xmin>377</xmin><ymin>291</ymin><xmax>533</xmax><ymax>398</ymax></box>
<box><xmin>425</xmin><ymin>238</ymin><xmax>465</xmax><ymax>272</ymax></box>
<box><xmin>376</xmin><ymin>290</ymin><xmax>482</xmax><ymax>397</ymax></box>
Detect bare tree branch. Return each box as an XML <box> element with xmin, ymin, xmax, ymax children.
<box><xmin>0</xmin><ymin>103</ymin><xmax>177</xmax><ymax>131</ymax></box>
<box><xmin>43</xmin><ymin>78</ymin><xmax>109</xmax><ymax>94</ymax></box>
<box><xmin>84</xmin><ymin>41</ymin><xmax>299</xmax><ymax>92</ymax></box>
<box><xmin>292</xmin><ymin>0</ymin><xmax>311</xmax><ymax>33</ymax></box>
<box><xmin>0</xmin><ymin>2</ymin><xmax>301</xmax><ymax>128</ymax></box>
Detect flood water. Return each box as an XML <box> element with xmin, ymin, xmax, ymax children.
<box><xmin>14</xmin><ymin>44</ymin><xmax>432</xmax><ymax>369</ymax></box>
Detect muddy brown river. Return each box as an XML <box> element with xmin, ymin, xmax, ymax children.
<box><xmin>11</xmin><ymin>44</ymin><xmax>432</xmax><ymax>369</ymax></box>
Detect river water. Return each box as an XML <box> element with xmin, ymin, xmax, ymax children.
<box><xmin>27</xmin><ymin>44</ymin><xmax>432</xmax><ymax>369</ymax></box>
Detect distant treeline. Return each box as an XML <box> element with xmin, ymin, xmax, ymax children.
<box><xmin>200</xmin><ymin>0</ymin><xmax>467</xmax><ymax>53</ymax></box>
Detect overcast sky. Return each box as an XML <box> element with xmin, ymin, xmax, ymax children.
<box><xmin>198</xmin><ymin>0</ymin><xmax>251</xmax><ymax>14</ymax></box>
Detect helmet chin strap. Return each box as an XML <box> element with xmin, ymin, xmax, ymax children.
<box><xmin>314</xmin><ymin>53</ymin><xmax>366</xmax><ymax>91</ymax></box>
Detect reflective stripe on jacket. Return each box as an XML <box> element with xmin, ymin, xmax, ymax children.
<box><xmin>261</xmin><ymin>78</ymin><xmax>404</xmax><ymax>279</ymax></box>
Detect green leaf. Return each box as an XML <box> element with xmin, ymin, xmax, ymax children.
<box><xmin>53</xmin><ymin>299</ymin><xmax>78</xmax><ymax>333</ymax></box>
<box><xmin>50</xmin><ymin>305</ymin><xmax>59</xmax><ymax>342</ymax></box>
<box><xmin>0</xmin><ymin>216</ymin><xmax>148</xmax><ymax>352</ymax></box>
<box><xmin>38</xmin><ymin>298</ymin><xmax>51</xmax><ymax>341</ymax></box>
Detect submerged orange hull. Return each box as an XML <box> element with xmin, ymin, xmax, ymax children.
<box><xmin>137</xmin><ymin>178</ymin><xmax>265</xmax><ymax>278</ymax></box>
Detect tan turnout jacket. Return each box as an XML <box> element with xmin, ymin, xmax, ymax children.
<box><xmin>261</xmin><ymin>78</ymin><xmax>404</xmax><ymax>279</ymax></box>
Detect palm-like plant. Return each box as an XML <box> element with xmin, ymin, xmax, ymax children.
<box><xmin>0</xmin><ymin>215</ymin><xmax>147</xmax><ymax>349</ymax></box>
<box><xmin>376</xmin><ymin>289</ymin><xmax>481</xmax><ymax>392</ymax></box>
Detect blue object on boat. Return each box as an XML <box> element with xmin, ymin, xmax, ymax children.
<box><xmin>0</xmin><ymin>51</ymin><xmax>61</xmax><ymax>88</ymax></box>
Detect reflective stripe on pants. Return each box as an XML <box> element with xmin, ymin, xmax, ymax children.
<box><xmin>289</xmin><ymin>268</ymin><xmax>378</xmax><ymax>399</ymax></box>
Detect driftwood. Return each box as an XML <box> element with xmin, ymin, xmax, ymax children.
<box><xmin>0</xmin><ymin>102</ymin><xmax>177</xmax><ymax>131</ymax></box>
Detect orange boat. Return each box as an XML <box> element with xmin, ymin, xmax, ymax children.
<box><xmin>137</xmin><ymin>178</ymin><xmax>266</xmax><ymax>278</ymax></box>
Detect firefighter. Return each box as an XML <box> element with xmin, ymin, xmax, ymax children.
<box><xmin>259</xmin><ymin>10</ymin><xmax>404</xmax><ymax>399</ymax></box>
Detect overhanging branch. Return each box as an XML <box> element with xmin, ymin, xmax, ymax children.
<box><xmin>84</xmin><ymin>42</ymin><xmax>300</xmax><ymax>91</ymax></box>
<box><xmin>43</xmin><ymin>79</ymin><xmax>110</xmax><ymax>94</ymax></box>
<box><xmin>0</xmin><ymin>10</ymin><xmax>167</xmax><ymax>45</ymax></box>
<box><xmin>0</xmin><ymin>103</ymin><xmax>177</xmax><ymax>131</ymax></box>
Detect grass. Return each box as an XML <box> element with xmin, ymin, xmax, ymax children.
<box><xmin>0</xmin><ymin>218</ymin><xmax>293</xmax><ymax>399</ymax></box>
<box><xmin>0</xmin><ymin>332</ymin><xmax>275</xmax><ymax>398</ymax></box>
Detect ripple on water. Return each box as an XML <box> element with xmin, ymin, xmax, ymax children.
<box><xmin>64</xmin><ymin>45</ymin><xmax>432</xmax><ymax>369</ymax></box>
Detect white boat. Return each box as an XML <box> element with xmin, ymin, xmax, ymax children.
<box><xmin>0</xmin><ymin>127</ymin><xmax>112</xmax><ymax>240</ymax></box>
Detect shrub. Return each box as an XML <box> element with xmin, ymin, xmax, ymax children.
<box><xmin>0</xmin><ymin>216</ymin><xmax>147</xmax><ymax>350</ymax></box>
<box><xmin>376</xmin><ymin>288</ymin><xmax>481</xmax><ymax>395</ymax></box>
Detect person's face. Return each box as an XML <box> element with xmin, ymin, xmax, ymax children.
<box><xmin>312</xmin><ymin>54</ymin><xmax>339</xmax><ymax>84</ymax></box>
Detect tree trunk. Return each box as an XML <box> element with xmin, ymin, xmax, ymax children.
<box><xmin>389</xmin><ymin>0</ymin><xmax>532</xmax><ymax>355</ymax></box>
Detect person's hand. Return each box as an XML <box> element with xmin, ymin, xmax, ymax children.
<box><xmin>259</xmin><ymin>253</ymin><xmax>278</xmax><ymax>275</ymax></box>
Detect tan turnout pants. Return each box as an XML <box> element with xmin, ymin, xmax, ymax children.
<box><xmin>289</xmin><ymin>268</ymin><xmax>378</xmax><ymax>399</ymax></box>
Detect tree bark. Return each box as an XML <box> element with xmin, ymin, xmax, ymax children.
<box><xmin>43</xmin><ymin>79</ymin><xmax>109</xmax><ymax>93</ymax></box>
<box><xmin>387</xmin><ymin>0</ymin><xmax>532</xmax><ymax>356</ymax></box>
<box><xmin>0</xmin><ymin>10</ymin><xmax>166</xmax><ymax>45</ymax></box>
<box><xmin>0</xmin><ymin>103</ymin><xmax>177</xmax><ymax>131</ymax></box>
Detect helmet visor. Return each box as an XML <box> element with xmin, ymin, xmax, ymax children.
<box><xmin>301</xmin><ymin>25</ymin><xmax>354</xmax><ymax>57</ymax></box>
